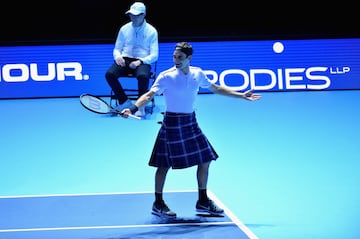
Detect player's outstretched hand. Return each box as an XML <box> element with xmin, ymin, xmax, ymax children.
<box><xmin>120</xmin><ymin>108</ymin><xmax>131</xmax><ymax>118</ymax></box>
<box><xmin>243</xmin><ymin>89</ymin><xmax>262</xmax><ymax>101</ymax></box>
<box><xmin>120</xmin><ymin>108</ymin><xmax>142</xmax><ymax>120</ymax></box>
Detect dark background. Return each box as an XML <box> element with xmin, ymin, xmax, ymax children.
<box><xmin>1</xmin><ymin>0</ymin><xmax>358</xmax><ymax>46</ymax></box>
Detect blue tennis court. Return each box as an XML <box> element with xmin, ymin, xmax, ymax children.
<box><xmin>0</xmin><ymin>190</ymin><xmax>256</xmax><ymax>239</ymax></box>
<box><xmin>1</xmin><ymin>90</ymin><xmax>360</xmax><ymax>239</ymax></box>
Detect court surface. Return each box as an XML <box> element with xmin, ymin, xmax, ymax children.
<box><xmin>1</xmin><ymin>90</ymin><xmax>360</xmax><ymax>239</ymax></box>
<box><xmin>0</xmin><ymin>190</ymin><xmax>256</xmax><ymax>239</ymax></box>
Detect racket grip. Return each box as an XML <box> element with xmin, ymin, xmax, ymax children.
<box><xmin>128</xmin><ymin>114</ymin><xmax>141</xmax><ymax>120</ymax></box>
<box><xmin>114</xmin><ymin>110</ymin><xmax>141</xmax><ymax>120</ymax></box>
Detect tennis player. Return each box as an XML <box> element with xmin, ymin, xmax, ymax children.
<box><xmin>121</xmin><ymin>42</ymin><xmax>261</xmax><ymax>218</ymax></box>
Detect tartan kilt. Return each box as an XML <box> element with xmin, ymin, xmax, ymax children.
<box><xmin>148</xmin><ymin>112</ymin><xmax>219</xmax><ymax>169</ymax></box>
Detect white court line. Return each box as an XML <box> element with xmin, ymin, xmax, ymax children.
<box><xmin>208</xmin><ymin>190</ymin><xmax>259</xmax><ymax>239</ymax></box>
<box><xmin>0</xmin><ymin>189</ymin><xmax>258</xmax><ymax>238</ymax></box>
<box><xmin>0</xmin><ymin>189</ymin><xmax>196</xmax><ymax>199</ymax></box>
<box><xmin>0</xmin><ymin>221</ymin><xmax>235</xmax><ymax>233</ymax></box>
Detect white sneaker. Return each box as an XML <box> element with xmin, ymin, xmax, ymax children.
<box><xmin>114</xmin><ymin>99</ymin><xmax>132</xmax><ymax>111</ymax></box>
<box><xmin>134</xmin><ymin>107</ymin><xmax>146</xmax><ymax>117</ymax></box>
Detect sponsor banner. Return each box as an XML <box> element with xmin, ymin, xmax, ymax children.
<box><xmin>1</xmin><ymin>39</ymin><xmax>359</xmax><ymax>99</ymax></box>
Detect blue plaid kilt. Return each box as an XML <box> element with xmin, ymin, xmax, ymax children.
<box><xmin>149</xmin><ymin>112</ymin><xmax>219</xmax><ymax>169</ymax></box>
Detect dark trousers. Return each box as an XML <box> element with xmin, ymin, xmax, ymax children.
<box><xmin>105</xmin><ymin>57</ymin><xmax>151</xmax><ymax>105</ymax></box>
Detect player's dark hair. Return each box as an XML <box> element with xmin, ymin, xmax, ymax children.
<box><xmin>175</xmin><ymin>42</ymin><xmax>193</xmax><ymax>56</ymax></box>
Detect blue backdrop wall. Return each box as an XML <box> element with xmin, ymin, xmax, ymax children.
<box><xmin>1</xmin><ymin>38</ymin><xmax>359</xmax><ymax>99</ymax></box>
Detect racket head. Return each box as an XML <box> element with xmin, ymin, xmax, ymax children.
<box><xmin>80</xmin><ymin>94</ymin><xmax>112</xmax><ymax>114</ymax></box>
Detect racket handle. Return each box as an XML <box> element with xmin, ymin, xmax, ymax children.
<box><xmin>128</xmin><ymin>114</ymin><xmax>141</xmax><ymax>120</ymax></box>
<box><xmin>111</xmin><ymin>109</ymin><xmax>141</xmax><ymax>120</ymax></box>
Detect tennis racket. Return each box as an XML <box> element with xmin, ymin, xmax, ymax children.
<box><xmin>79</xmin><ymin>93</ymin><xmax>141</xmax><ymax>120</ymax></box>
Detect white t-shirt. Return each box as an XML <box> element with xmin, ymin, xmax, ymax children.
<box><xmin>150</xmin><ymin>66</ymin><xmax>212</xmax><ymax>113</ymax></box>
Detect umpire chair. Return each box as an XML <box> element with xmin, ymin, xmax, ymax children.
<box><xmin>110</xmin><ymin>62</ymin><xmax>157</xmax><ymax>114</ymax></box>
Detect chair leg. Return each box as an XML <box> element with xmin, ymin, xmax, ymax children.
<box><xmin>149</xmin><ymin>98</ymin><xmax>155</xmax><ymax>114</ymax></box>
<box><xmin>144</xmin><ymin>98</ymin><xmax>155</xmax><ymax>114</ymax></box>
<box><xmin>109</xmin><ymin>90</ymin><xmax>118</xmax><ymax>107</ymax></box>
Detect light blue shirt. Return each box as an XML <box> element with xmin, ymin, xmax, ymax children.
<box><xmin>151</xmin><ymin>66</ymin><xmax>212</xmax><ymax>113</ymax></box>
<box><xmin>113</xmin><ymin>20</ymin><xmax>158</xmax><ymax>65</ymax></box>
